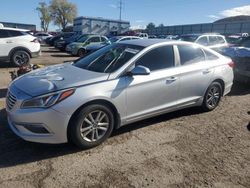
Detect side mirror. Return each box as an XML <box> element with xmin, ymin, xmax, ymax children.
<box><xmin>130</xmin><ymin>65</ymin><xmax>150</xmax><ymax>76</ymax></box>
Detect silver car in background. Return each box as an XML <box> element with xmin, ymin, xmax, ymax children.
<box><xmin>6</xmin><ymin>39</ymin><xmax>234</xmax><ymax>149</ymax></box>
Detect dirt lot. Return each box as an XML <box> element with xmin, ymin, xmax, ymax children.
<box><xmin>0</xmin><ymin>46</ymin><xmax>250</xmax><ymax>188</ymax></box>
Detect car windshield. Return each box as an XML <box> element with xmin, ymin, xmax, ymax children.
<box><xmin>77</xmin><ymin>35</ymin><xmax>89</xmax><ymax>43</ymax></box>
<box><xmin>179</xmin><ymin>35</ymin><xmax>199</xmax><ymax>42</ymax></box>
<box><xmin>73</xmin><ymin>43</ymin><xmax>144</xmax><ymax>73</ymax></box>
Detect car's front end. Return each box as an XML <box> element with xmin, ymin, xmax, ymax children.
<box><xmin>6</xmin><ymin>63</ymin><xmax>110</xmax><ymax>144</ymax></box>
<box><xmin>66</xmin><ymin>42</ymin><xmax>83</xmax><ymax>55</ymax></box>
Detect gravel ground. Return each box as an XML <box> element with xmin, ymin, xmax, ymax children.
<box><xmin>0</xmin><ymin>46</ymin><xmax>249</xmax><ymax>188</ymax></box>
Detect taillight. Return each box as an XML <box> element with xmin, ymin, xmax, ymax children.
<box><xmin>31</xmin><ymin>38</ymin><xmax>39</xmax><ymax>43</ymax></box>
<box><xmin>228</xmin><ymin>61</ymin><xmax>235</xmax><ymax>68</ymax></box>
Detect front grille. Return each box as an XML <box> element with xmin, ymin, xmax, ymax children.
<box><xmin>6</xmin><ymin>91</ymin><xmax>17</xmax><ymax>110</ymax></box>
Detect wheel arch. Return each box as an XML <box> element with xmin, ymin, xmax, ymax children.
<box><xmin>211</xmin><ymin>78</ymin><xmax>225</xmax><ymax>95</ymax></box>
<box><xmin>8</xmin><ymin>46</ymin><xmax>32</xmax><ymax>58</ymax></box>
<box><xmin>67</xmin><ymin>99</ymin><xmax>121</xmax><ymax>141</ymax></box>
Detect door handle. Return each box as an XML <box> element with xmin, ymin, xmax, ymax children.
<box><xmin>202</xmin><ymin>69</ymin><xmax>212</xmax><ymax>74</ymax></box>
<box><xmin>166</xmin><ymin>76</ymin><xmax>178</xmax><ymax>83</ymax></box>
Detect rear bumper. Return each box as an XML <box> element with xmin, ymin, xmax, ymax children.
<box><xmin>31</xmin><ymin>50</ymin><xmax>41</xmax><ymax>58</ymax></box>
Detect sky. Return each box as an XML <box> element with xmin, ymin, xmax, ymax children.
<box><xmin>0</xmin><ymin>0</ymin><xmax>250</xmax><ymax>31</ymax></box>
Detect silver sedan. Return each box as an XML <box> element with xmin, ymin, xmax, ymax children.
<box><xmin>6</xmin><ymin>39</ymin><xmax>234</xmax><ymax>149</ymax></box>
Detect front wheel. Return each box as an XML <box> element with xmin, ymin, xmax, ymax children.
<box><xmin>77</xmin><ymin>48</ymin><xmax>86</xmax><ymax>57</ymax></box>
<box><xmin>69</xmin><ymin>104</ymin><xmax>114</xmax><ymax>149</ymax></box>
<box><xmin>202</xmin><ymin>82</ymin><xmax>222</xmax><ymax>111</ymax></box>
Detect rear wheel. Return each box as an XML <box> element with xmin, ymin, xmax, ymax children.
<box><xmin>69</xmin><ymin>104</ymin><xmax>114</xmax><ymax>149</ymax></box>
<box><xmin>202</xmin><ymin>82</ymin><xmax>222</xmax><ymax>111</ymax></box>
<box><xmin>11</xmin><ymin>50</ymin><xmax>30</xmax><ymax>66</ymax></box>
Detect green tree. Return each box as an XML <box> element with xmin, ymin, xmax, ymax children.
<box><xmin>36</xmin><ymin>2</ymin><xmax>51</xmax><ymax>32</ymax></box>
<box><xmin>146</xmin><ymin>22</ymin><xmax>156</xmax><ymax>30</ymax></box>
<box><xmin>49</xmin><ymin>0</ymin><xmax>77</xmax><ymax>31</ymax></box>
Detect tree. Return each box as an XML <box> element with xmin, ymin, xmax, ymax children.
<box><xmin>36</xmin><ymin>2</ymin><xmax>51</xmax><ymax>32</ymax></box>
<box><xmin>159</xmin><ymin>23</ymin><xmax>164</xmax><ymax>28</ymax></box>
<box><xmin>49</xmin><ymin>0</ymin><xmax>77</xmax><ymax>31</ymax></box>
<box><xmin>146</xmin><ymin>22</ymin><xmax>156</xmax><ymax>30</ymax></box>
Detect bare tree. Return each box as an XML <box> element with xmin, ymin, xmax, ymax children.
<box><xmin>36</xmin><ymin>2</ymin><xmax>51</xmax><ymax>32</ymax></box>
<box><xmin>49</xmin><ymin>0</ymin><xmax>77</xmax><ymax>31</ymax></box>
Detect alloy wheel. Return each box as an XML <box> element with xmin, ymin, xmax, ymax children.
<box><xmin>206</xmin><ymin>86</ymin><xmax>220</xmax><ymax>108</ymax></box>
<box><xmin>80</xmin><ymin>110</ymin><xmax>110</xmax><ymax>142</ymax></box>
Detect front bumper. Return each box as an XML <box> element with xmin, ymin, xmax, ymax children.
<box><xmin>7</xmin><ymin>107</ymin><xmax>70</xmax><ymax>144</ymax></box>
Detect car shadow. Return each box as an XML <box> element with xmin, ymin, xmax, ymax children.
<box><xmin>228</xmin><ymin>82</ymin><xmax>250</xmax><ymax>96</ymax></box>
<box><xmin>51</xmin><ymin>54</ymin><xmax>73</xmax><ymax>58</ymax></box>
<box><xmin>0</xmin><ymin>61</ymin><xmax>16</xmax><ymax>68</ymax></box>
<box><xmin>0</xmin><ymin>107</ymin><xmax>203</xmax><ymax>168</ymax></box>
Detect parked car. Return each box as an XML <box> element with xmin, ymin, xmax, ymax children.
<box><xmin>225</xmin><ymin>35</ymin><xmax>243</xmax><ymax>46</ymax></box>
<box><xmin>109</xmin><ymin>36</ymin><xmax>141</xmax><ymax>43</ymax></box>
<box><xmin>34</xmin><ymin>32</ymin><xmax>53</xmax><ymax>42</ymax></box>
<box><xmin>222</xmin><ymin>36</ymin><xmax>250</xmax><ymax>83</ymax></box>
<box><xmin>46</xmin><ymin>32</ymin><xmax>75</xmax><ymax>46</ymax></box>
<box><xmin>66</xmin><ymin>35</ymin><xmax>109</xmax><ymax>56</ymax></box>
<box><xmin>136</xmin><ymin>33</ymin><xmax>149</xmax><ymax>38</ymax></box>
<box><xmin>54</xmin><ymin>34</ymin><xmax>81</xmax><ymax>51</ymax></box>
<box><xmin>179</xmin><ymin>33</ymin><xmax>228</xmax><ymax>53</ymax></box>
<box><xmin>6</xmin><ymin>39</ymin><xmax>234</xmax><ymax>149</ymax></box>
<box><xmin>0</xmin><ymin>25</ymin><xmax>40</xmax><ymax>66</ymax></box>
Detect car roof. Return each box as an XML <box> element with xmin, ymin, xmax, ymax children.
<box><xmin>120</xmin><ymin>39</ymin><xmax>175</xmax><ymax>47</ymax></box>
<box><xmin>0</xmin><ymin>26</ymin><xmax>29</xmax><ymax>32</ymax></box>
<box><xmin>181</xmin><ymin>33</ymin><xmax>224</xmax><ymax>37</ymax></box>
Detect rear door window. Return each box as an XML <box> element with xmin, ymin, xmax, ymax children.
<box><xmin>135</xmin><ymin>45</ymin><xmax>175</xmax><ymax>71</ymax></box>
<box><xmin>208</xmin><ymin>36</ymin><xmax>218</xmax><ymax>46</ymax></box>
<box><xmin>0</xmin><ymin>29</ymin><xmax>9</xmax><ymax>38</ymax></box>
<box><xmin>216</xmin><ymin>36</ymin><xmax>226</xmax><ymax>44</ymax></box>
<box><xmin>8</xmin><ymin>30</ymin><xmax>24</xmax><ymax>37</ymax></box>
<box><xmin>178</xmin><ymin>45</ymin><xmax>205</xmax><ymax>65</ymax></box>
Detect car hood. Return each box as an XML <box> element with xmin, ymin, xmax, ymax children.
<box><xmin>13</xmin><ymin>63</ymin><xmax>109</xmax><ymax>97</ymax></box>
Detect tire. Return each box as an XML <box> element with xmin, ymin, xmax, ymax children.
<box><xmin>69</xmin><ymin>104</ymin><xmax>114</xmax><ymax>149</ymax></box>
<box><xmin>77</xmin><ymin>48</ymin><xmax>86</xmax><ymax>57</ymax></box>
<box><xmin>202</xmin><ymin>82</ymin><xmax>222</xmax><ymax>111</ymax></box>
<box><xmin>11</xmin><ymin>50</ymin><xmax>30</xmax><ymax>66</ymax></box>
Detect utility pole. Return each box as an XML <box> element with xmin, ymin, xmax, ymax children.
<box><xmin>118</xmin><ymin>0</ymin><xmax>122</xmax><ymax>21</ymax></box>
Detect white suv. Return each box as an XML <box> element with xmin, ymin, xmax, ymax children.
<box><xmin>0</xmin><ymin>25</ymin><xmax>40</xmax><ymax>66</ymax></box>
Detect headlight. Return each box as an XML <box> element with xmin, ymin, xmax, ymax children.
<box><xmin>21</xmin><ymin>88</ymin><xmax>75</xmax><ymax>109</ymax></box>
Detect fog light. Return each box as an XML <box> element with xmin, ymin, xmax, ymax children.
<box><xmin>18</xmin><ymin>123</ymin><xmax>50</xmax><ymax>134</ymax></box>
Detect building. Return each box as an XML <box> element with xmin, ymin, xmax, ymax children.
<box><xmin>73</xmin><ymin>16</ymin><xmax>130</xmax><ymax>35</ymax></box>
<box><xmin>0</xmin><ymin>21</ymin><xmax>36</xmax><ymax>31</ymax></box>
<box><xmin>146</xmin><ymin>15</ymin><xmax>250</xmax><ymax>36</ymax></box>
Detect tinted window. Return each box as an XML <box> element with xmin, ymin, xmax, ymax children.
<box><xmin>209</xmin><ymin>36</ymin><xmax>218</xmax><ymax>45</ymax></box>
<box><xmin>196</xmin><ymin>36</ymin><xmax>208</xmax><ymax>45</ymax></box>
<box><xmin>178</xmin><ymin>45</ymin><xmax>205</xmax><ymax>65</ymax></box>
<box><xmin>0</xmin><ymin>29</ymin><xmax>9</xmax><ymax>38</ymax></box>
<box><xmin>204</xmin><ymin>50</ymin><xmax>219</xmax><ymax>60</ymax></box>
<box><xmin>8</xmin><ymin>30</ymin><xmax>23</xmax><ymax>37</ymax></box>
<box><xmin>101</xmin><ymin>37</ymin><xmax>107</xmax><ymax>42</ymax></box>
<box><xmin>88</xmin><ymin>37</ymin><xmax>100</xmax><ymax>43</ymax></box>
<box><xmin>135</xmin><ymin>46</ymin><xmax>174</xmax><ymax>71</ymax></box>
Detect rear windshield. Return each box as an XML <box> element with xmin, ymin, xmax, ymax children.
<box><xmin>73</xmin><ymin>43</ymin><xmax>144</xmax><ymax>73</ymax></box>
